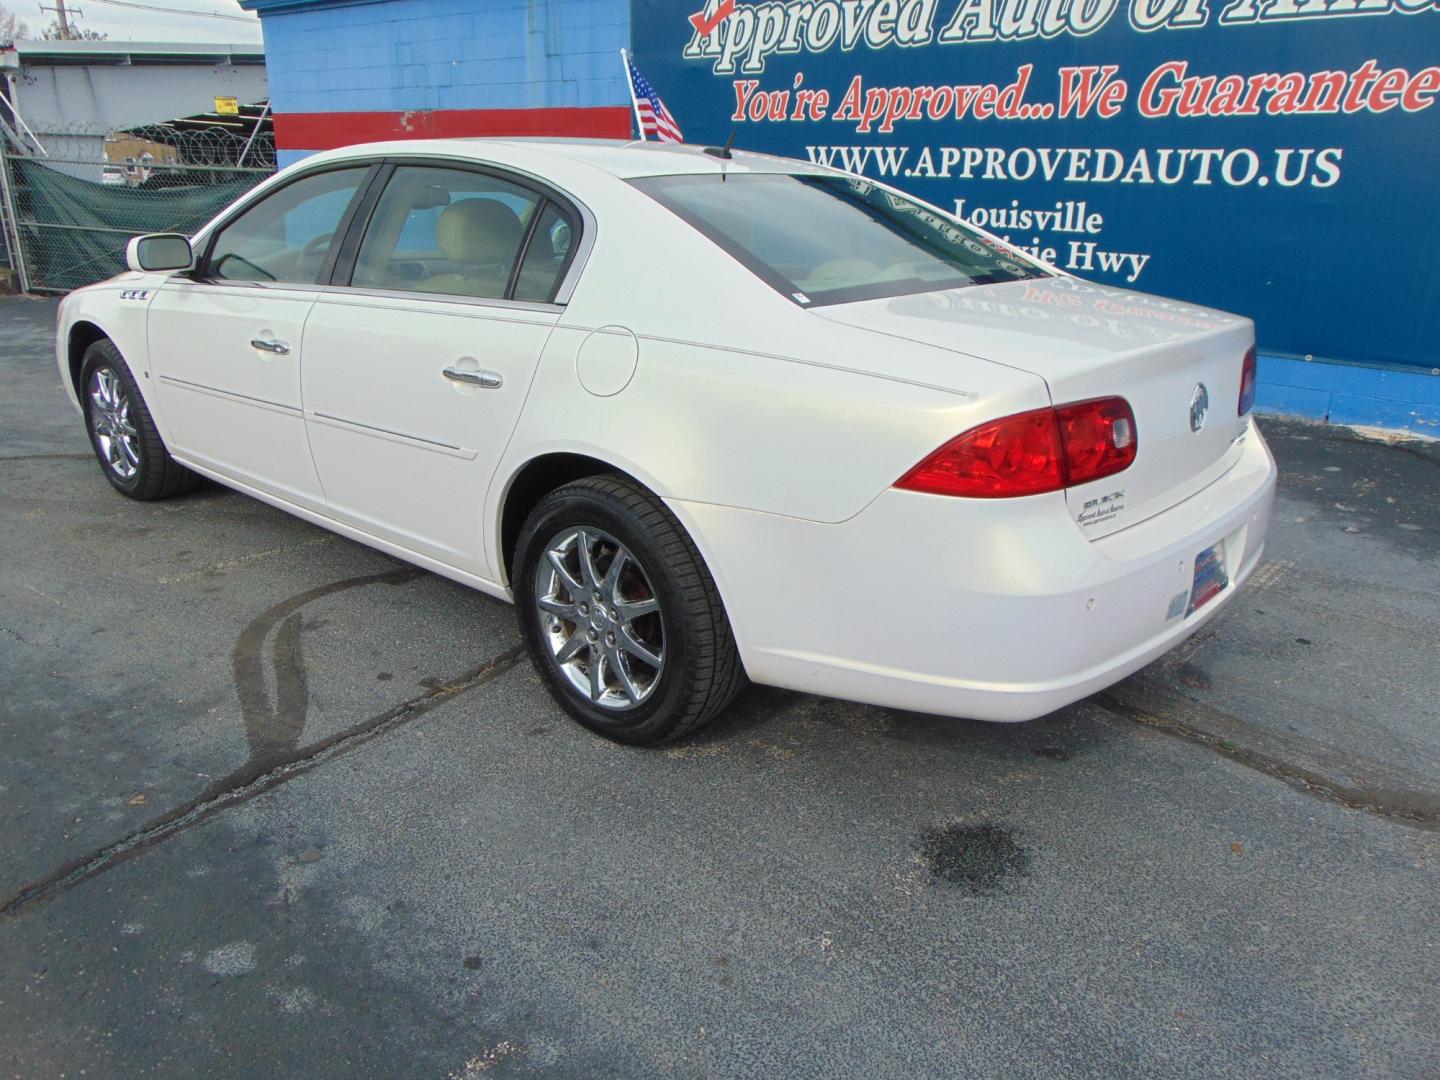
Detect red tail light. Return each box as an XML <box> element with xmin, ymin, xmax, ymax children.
<box><xmin>1056</xmin><ymin>397</ymin><xmax>1136</xmax><ymax>487</ymax></box>
<box><xmin>1238</xmin><ymin>345</ymin><xmax>1257</xmax><ymax>416</ymax></box>
<box><xmin>895</xmin><ymin>408</ymin><xmax>1064</xmax><ymax>498</ymax></box>
<box><xmin>895</xmin><ymin>397</ymin><xmax>1137</xmax><ymax>498</ymax></box>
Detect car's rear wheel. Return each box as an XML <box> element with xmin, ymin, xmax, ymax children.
<box><xmin>514</xmin><ymin>476</ymin><xmax>745</xmax><ymax>744</ymax></box>
<box><xmin>81</xmin><ymin>339</ymin><xmax>197</xmax><ymax>500</ymax></box>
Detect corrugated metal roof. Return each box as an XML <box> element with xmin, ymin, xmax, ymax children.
<box><xmin>3</xmin><ymin>41</ymin><xmax>265</xmax><ymax>66</ymax></box>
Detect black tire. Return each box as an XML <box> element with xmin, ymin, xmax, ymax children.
<box><xmin>80</xmin><ymin>338</ymin><xmax>198</xmax><ymax>501</ymax></box>
<box><xmin>514</xmin><ymin>475</ymin><xmax>746</xmax><ymax>745</ymax></box>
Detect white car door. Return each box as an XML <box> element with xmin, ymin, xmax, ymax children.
<box><xmin>301</xmin><ymin>162</ymin><xmax>581</xmax><ymax>580</ymax></box>
<box><xmin>147</xmin><ymin>164</ymin><xmax>377</xmax><ymax>508</ymax></box>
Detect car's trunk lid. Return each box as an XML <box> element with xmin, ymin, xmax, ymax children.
<box><xmin>817</xmin><ymin>276</ymin><xmax>1254</xmax><ymax>539</ymax></box>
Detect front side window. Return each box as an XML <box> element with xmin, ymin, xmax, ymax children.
<box><xmin>631</xmin><ymin>173</ymin><xmax>1049</xmax><ymax>307</ymax></box>
<box><xmin>207</xmin><ymin>167</ymin><xmax>368</xmax><ymax>285</ymax></box>
<box><xmin>351</xmin><ymin>166</ymin><xmax>566</xmax><ymax>300</ymax></box>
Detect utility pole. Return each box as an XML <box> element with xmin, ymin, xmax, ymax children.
<box><xmin>39</xmin><ymin>0</ymin><xmax>75</xmax><ymax>39</ymax></box>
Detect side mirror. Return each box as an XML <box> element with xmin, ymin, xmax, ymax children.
<box><xmin>125</xmin><ymin>233</ymin><xmax>193</xmax><ymax>273</ymax></box>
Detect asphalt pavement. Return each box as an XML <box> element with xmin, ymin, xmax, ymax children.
<box><xmin>2</xmin><ymin>295</ymin><xmax>1437</xmax><ymax>1078</ymax></box>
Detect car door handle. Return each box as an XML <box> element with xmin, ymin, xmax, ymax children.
<box><xmin>442</xmin><ymin>366</ymin><xmax>503</xmax><ymax>389</ymax></box>
<box><xmin>250</xmin><ymin>338</ymin><xmax>290</xmax><ymax>355</ymax></box>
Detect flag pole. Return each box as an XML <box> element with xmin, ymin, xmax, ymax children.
<box><xmin>620</xmin><ymin>48</ymin><xmax>646</xmax><ymax>141</ymax></box>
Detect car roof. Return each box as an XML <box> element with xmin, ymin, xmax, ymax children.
<box><xmin>302</xmin><ymin>137</ymin><xmax>836</xmax><ymax>181</ymax></box>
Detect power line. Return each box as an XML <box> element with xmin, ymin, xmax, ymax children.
<box><xmin>80</xmin><ymin>0</ymin><xmax>257</xmax><ymax>23</ymax></box>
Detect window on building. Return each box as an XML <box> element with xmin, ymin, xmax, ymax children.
<box><xmin>207</xmin><ymin>167</ymin><xmax>368</xmax><ymax>285</ymax></box>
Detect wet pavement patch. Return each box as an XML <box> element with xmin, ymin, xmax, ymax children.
<box><xmin>1177</xmin><ymin>662</ymin><xmax>1213</xmax><ymax>690</ymax></box>
<box><xmin>916</xmin><ymin>822</ymin><xmax>1031</xmax><ymax>893</ymax></box>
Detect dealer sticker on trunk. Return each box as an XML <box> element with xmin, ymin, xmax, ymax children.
<box><xmin>1076</xmin><ymin>488</ymin><xmax>1126</xmax><ymax>529</ymax></box>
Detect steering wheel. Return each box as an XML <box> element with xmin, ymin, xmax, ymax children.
<box><xmin>299</xmin><ymin>232</ymin><xmax>334</xmax><ymax>260</ymax></box>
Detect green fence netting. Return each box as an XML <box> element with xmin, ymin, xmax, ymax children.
<box><xmin>7</xmin><ymin>157</ymin><xmax>270</xmax><ymax>291</ymax></box>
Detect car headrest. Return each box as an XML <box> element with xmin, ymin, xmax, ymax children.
<box><xmin>436</xmin><ymin>198</ymin><xmax>523</xmax><ymax>266</ymax></box>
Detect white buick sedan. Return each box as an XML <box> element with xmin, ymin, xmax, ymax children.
<box><xmin>56</xmin><ymin>139</ymin><xmax>1276</xmax><ymax>744</ymax></box>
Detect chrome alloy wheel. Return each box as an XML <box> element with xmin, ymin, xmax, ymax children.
<box><xmin>534</xmin><ymin>526</ymin><xmax>665</xmax><ymax>712</ymax></box>
<box><xmin>88</xmin><ymin>367</ymin><xmax>140</xmax><ymax>481</ymax></box>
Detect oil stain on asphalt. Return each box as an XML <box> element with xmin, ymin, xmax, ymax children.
<box><xmin>915</xmin><ymin>822</ymin><xmax>1031</xmax><ymax>893</ymax></box>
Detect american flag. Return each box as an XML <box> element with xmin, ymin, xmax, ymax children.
<box><xmin>625</xmin><ymin>54</ymin><xmax>683</xmax><ymax>144</ymax></box>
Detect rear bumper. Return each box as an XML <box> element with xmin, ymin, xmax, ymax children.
<box><xmin>670</xmin><ymin>422</ymin><xmax>1277</xmax><ymax>722</ymax></box>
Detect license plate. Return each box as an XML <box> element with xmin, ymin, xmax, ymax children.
<box><xmin>1187</xmin><ymin>539</ymin><xmax>1229</xmax><ymax>616</ymax></box>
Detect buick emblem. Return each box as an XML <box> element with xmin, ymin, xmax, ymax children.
<box><xmin>1189</xmin><ymin>383</ymin><xmax>1210</xmax><ymax>432</ymax></box>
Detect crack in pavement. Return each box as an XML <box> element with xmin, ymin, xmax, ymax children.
<box><xmin>158</xmin><ymin>536</ymin><xmax>339</xmax><ymax>585</ymax></box>
<box><xmin>0</xmin><ymin>625</ymin><xmax>60</xmax><ymax>647</ymax></box>
<box><xmin>0</xmin><ymin>643</ymin><xmax>527</xmax><ymax>920</ymax></box>
<box><xmin>1097</xmin><ymin>680</ymin><xmax>1440</xmax><ymax>831</ymax></box>
<box><xmin>0</xmin><ymin>453</ymin><xmax>92</xmax><ymax>462</ymax></box>
<box><xmin>1321</xmin><ymin>431</ymin><xmax>1440</xmax><ymax>468</ymax></box>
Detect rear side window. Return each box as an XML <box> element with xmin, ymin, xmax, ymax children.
<box><xmin>350</xmin><ymin>165</ymin><xmax>575</xmax><ymax>301</ymax></box>
<box><xmin>512</xmin><ymin>202</ymin><xmax>575</xmax><ymax>303</ymax></box>
<box><xmin>631</xmin><ymin>173</ymin><xmax>1047</xmax><ymax>307</ymax></box>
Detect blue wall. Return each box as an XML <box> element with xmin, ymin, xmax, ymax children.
<box><xmin>1257</xmin><ymin>355</ymin><xmax>1440</xmax><ymax>434</ymax></box>
<box><xmin>241</xmin><ymin>0</ymin><xmax>632</xmax><ymax>167</ymax></box>
<box><xmin>259</xmin><ymin>0</ymin><xmax>629</xmax><ymax>114</ymax></box>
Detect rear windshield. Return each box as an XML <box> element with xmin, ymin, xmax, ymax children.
<box><xmin>630</xmin><ymin>172</ymin><xmax>1049</xmax><ymax>307</ymax></box>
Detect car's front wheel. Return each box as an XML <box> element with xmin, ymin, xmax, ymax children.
<box><xmin>514</xmin><ymin>476</ymin><xmax>745</xmax><ymax>744</ymax></box>
<box><xmin>80</xmin><ymin>339</ymin><xmax>197</xmax><ymax>501</ymax></box>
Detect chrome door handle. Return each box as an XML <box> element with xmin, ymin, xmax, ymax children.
<box><xmin>250</xmin><ymin>338</ymin><xmax>290</xmax><ymax>355</ymax></box>
<box><xmin>442</xmin><ymin>366</ymin><xmax>503</xmax><ymax>389</ymax></box>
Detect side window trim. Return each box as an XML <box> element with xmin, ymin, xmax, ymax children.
<box><xmin>505</xmin><ymin>196</ymin><xmax>550</xmax><ymax>301</ymax></box>
<box><xmin>194</xmin><ymin>160</ymin><xmax>383</xmax><ymax>287</ymax></box>
<box><xmin>328</xmin><ymin>157</ymin><xmax>584</xmax><ymax>306</ymax></box>
<box><xmin>325</xmin><ymin>162</ymin><xmax>394</xmax><ymax>287</ymax></box>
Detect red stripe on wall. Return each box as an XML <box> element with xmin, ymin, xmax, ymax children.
<box><xmin>274</xmin><ymin>106</ymin><xmax>632</xmax><ymax>151</ymax></box>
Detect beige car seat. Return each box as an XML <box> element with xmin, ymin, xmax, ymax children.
<box><xmin>417</xmin><ymin>198</ymin><xmax>524</xmax><ymax>297</ymax></box>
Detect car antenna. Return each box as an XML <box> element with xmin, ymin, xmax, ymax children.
<box><xmin>703</xmin><ymin>129</ymin><xmax>737</xmax><ymax>162</ymax></box>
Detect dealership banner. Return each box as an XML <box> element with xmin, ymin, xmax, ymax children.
<box><xmin>631</xmin><ymin>0</ymin><xmax>1440</xmax><ymax>370</ymax></box>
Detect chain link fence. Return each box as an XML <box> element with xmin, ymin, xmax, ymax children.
<box><xmin>1</xmin><ymin>129</ymin><xmax>275</xmax><ymax>293</ymax></box>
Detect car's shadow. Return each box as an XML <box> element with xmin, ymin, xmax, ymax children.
<box><xmin>678</xmin><ymin>677</ymin><xmax>1112</xmax><ymax>764</ymax></box>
